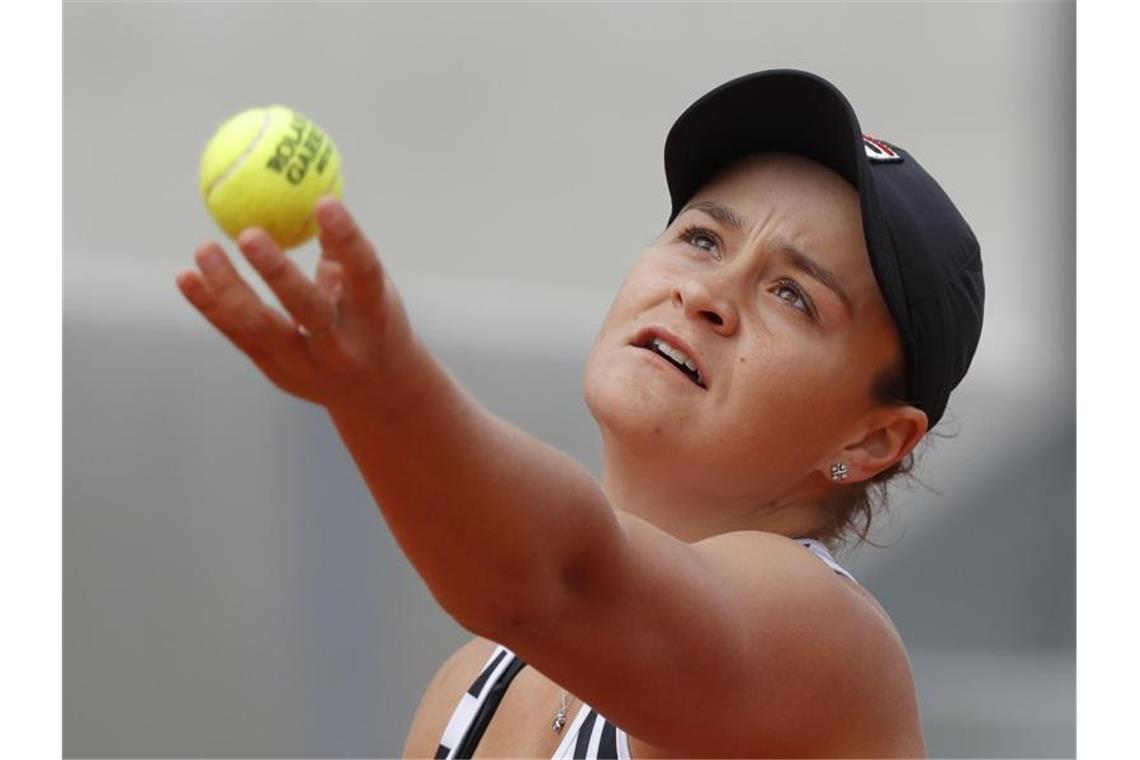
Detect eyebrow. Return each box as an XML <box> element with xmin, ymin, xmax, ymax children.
<box><xmin>681</xmin><ymin>200</ymin><xmax>855</xmax><ymax>318</ymax></box>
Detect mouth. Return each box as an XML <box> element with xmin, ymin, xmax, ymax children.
<box><xmin>631</xmin><ymin>328</ymin><xmax>708</xmax><ymax>389</ymax></box>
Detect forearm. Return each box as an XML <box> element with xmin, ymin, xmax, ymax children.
<box><xmin>325</xmin><ymin>337</ymin><xmax>621</xmax><ymax>635</ymax></box>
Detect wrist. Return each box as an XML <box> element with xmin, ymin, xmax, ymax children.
<box><xmin>324</xmin><ymin>336</ymin><xmax>455</xmax><ymax>424</ymax></box>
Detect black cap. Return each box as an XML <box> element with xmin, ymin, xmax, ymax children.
<box><xmin>663</xmin><ymin>69</ymin><xmax>984</xmax><ymax>430</ymax></box>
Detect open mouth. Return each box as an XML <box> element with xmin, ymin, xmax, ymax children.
<box><xmin>633</xmin><ymin>335</ymin><xmax>707</xmax><ymax>389</ymax></box>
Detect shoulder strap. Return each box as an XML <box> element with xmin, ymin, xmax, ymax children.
<box><xmin>451</xmin><ymin>646</ymin><xmax>528</xmax><ymax>759</ymax></box>
<box><xmin>796</xmin><ymin>537</ymin><xmax>858</xmax><ymax>583</ymax></box>
<box><xmin>435</xmin><ymin>645</ymin><xmax>527</xmax><ymax>759</ymax></box>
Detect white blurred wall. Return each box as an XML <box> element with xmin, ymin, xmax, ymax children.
<box><xmin>64</xmin><ymin>2</ymin><xmax>1075</xmax><ymax>757</ymax></box>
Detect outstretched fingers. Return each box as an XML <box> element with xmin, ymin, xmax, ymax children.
<box><xmin>180</xmin><ymin>241</ymin><xmax>300</xmax><ymax>359</ymax></box>
<box><xmin>237</xmin><ymin>227</ymin><xmax>339</xmax><ymax>337</ymax></box>
<box><xmin>314</xmin><ymin>197</ymin><xmax>385</xmax><ymax>310</ymax></box>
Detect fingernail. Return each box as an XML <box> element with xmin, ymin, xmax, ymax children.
<box><xmin>318</xmin><ymin>199</ymin><xmax>349</xmax><ymax>233</ymax></box>
<box><xmin>242</xmin><ymin>235</ymin><xmax>272</xmax><ymax>266</ymax></box>
<box><xmin>199</xmin><ymin>248</ymin><xmax>224</xmax><ymax>272</ymax></box>
<box><xmin>238</xmin><ymin>226</ymin><xmax>263</xmax><ymax>248</ymax></box>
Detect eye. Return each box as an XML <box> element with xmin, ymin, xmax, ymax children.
<box><xmin>678</xmin><ymin>224</ymin><xmax>722</xmax><ymax>259</ymax></box>
<box><xmin>773</xmin><ymin>278</ymin><xmax>817</xmax><ymax>320</ymax></box>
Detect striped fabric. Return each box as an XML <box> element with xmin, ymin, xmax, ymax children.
<box><xmin>550</xmin><ymin>703</ymin><xmax>631</xmax><ymax>760</ymax></box>
<box><xmin>434</xmin><ymin>537</ymin><xmax>855</xmax><ymax>759</ymax></box>
<box><xmin>434</xmin><ymin>646</ymin><xmax>526</xmax><ymax>759</ymax></box>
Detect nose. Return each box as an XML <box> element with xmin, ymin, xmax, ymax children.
<box><xmin>671</xmin><ymin>277</ymin><xmax>738</xmax><ymax>334</ymax></box>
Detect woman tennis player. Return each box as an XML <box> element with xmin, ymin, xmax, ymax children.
<box><xmin>176</xmin><ymin>70</ymin><xmax>984</xmax><ymax>758</ymax></box>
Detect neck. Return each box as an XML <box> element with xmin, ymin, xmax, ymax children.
<box><xmin>599</xmin><ymin>444</ymin><xmax>831</xmax><ymax>544</ymax></box>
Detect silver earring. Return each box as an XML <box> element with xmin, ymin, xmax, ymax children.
<box><xmin>830</xmin><ymin>462</ymin><xmax>849</xmax><ymax>481</ymax></box>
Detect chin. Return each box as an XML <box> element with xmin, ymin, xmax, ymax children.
<box><xmin>583</xmin><ymin>348</ymin><xmax>698</xmax><ymax>449</ymax></box>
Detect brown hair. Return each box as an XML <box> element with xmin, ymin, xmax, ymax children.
<box><xmin>813</xmin><ymin>360</ymin><xmax>932</xmax><ymax>557</ymax></box>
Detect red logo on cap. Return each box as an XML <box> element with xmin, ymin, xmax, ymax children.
<box><xmin>863</xmin><ymin>135</ymin><xmax>902</xmax><ymax>163</ymax></box>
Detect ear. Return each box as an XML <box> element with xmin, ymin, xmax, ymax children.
<box><xmin>821</xmin><ymin>405</ymin><xmax>928</xmax><ymax>483</ymax></box>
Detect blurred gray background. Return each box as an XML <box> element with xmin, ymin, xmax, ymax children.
<box><xmin>64</xmin><ymin>2</ymin><xmax>1075</xmax><ymax>757</ymax></box>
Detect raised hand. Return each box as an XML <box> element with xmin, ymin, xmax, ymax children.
<box><xmin>175</xmin><ymin>196</ymin><xmax>417</xmax><ymax>410</ymax></box>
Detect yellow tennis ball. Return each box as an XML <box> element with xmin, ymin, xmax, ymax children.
<box><xmin>199</xmin><ymin>105</ymin><xmax>344</xmax><ymax>250</ymax></box>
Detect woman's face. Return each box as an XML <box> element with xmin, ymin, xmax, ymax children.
<box><xmin>584</xmin><ymin>152</ymin><xmax>907</xmax><ymax>505</ymax></box>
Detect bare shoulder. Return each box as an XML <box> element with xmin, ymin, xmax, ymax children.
<box><xmin>842</xmin><ymin>579</ymin><xmax>928</xmax><ymax>757</ymax></box>
<box><xmin>402</xmin><ymin>634</ymin><xmax>499</xmax><ymax>759</ymax></box>
<box><xmin>694</xmin><ymin>531</ymin><xmax>927</xmax><ymax>756</ymax></box>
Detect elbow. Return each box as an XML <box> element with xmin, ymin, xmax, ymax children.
<box><xmin>447</xmin><ymin>563</ymin><xmax>571</xmax><ymax>644</ymax></box>
<box><xmin>471</xmin><ymin>539</ymin><xmax>622</xmax><ymax>646</ymax></box>
<box><xmin>453</xmin><ymin>485</ymin><xmax>624</xmax><ymax>645</ymax></box>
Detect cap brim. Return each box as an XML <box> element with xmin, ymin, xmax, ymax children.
<box><xmin>663</xmin><ymin>69</ymin><xmax>910</xmax><ymax>340</ymax></box>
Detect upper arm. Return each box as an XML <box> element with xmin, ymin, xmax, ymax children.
<box><xmin>490</xmin><ymin>512</ymin><xmax>895</xmax><ymax>757</ymax></box>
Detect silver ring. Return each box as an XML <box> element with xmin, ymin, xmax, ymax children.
<box><xmin>298</xmin><ymin>300</ymin><xmax>339</xmax><ymax>339</ymax></box>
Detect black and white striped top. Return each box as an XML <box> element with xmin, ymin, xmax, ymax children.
<box><xmin>433</xmin><ymin>537</ymin><xmax>856</xmax><ymax>759</ymax></box>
